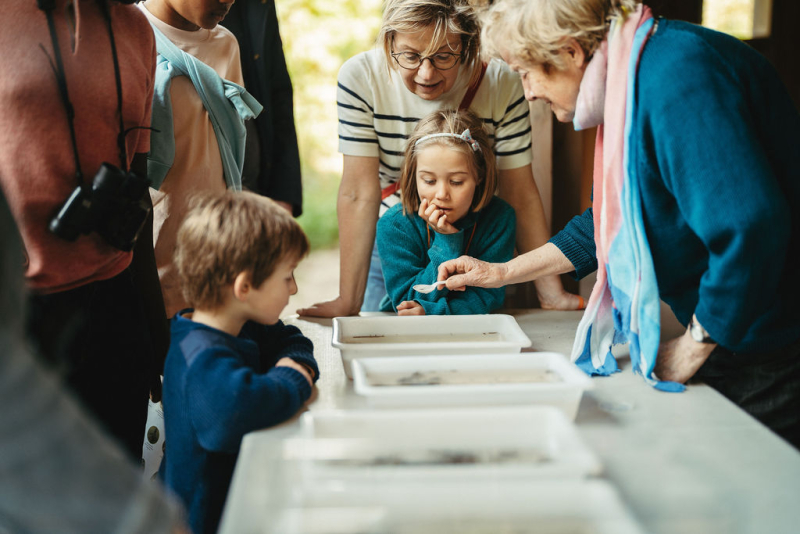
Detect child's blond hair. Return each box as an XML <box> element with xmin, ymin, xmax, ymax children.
<box><xmin>175</xmin><ymin>191</ymin><xmax>309</xmax><ymax>310</ymax></box>
<box><xmin>399</xmin><ymin>108</ymin><xmax>497</xmax><ymax>215</ymax></box>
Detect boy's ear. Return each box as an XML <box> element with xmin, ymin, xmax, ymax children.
<box><xmin>232</xmin><ymin>271</ymin><xmax>252</xmax><ymax>302</ymax></box>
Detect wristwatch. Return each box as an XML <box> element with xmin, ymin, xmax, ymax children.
<box><xmin>689</xmin><ymin>315</ymin><xmax>715</xmax><ymax>344</ymax></box>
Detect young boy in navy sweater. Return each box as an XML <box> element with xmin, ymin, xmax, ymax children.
<box><xmin>161</xmin><ymin>190</ymin><xmax>318</xmax><ymax>534</ymax></box>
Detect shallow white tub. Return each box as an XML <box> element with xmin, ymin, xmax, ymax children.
<box><xmin>268</xmin><ymin>479</ymin><xmax>643</xmax><ymax>534</ymax></box>
<box><xmin>331</xmin><ymin>314</ymin><xmax>531</xmax><ymax>378</ymax></box>
<box><xmin>282</xmin><ymin>405</ymin><xmax>601</xmax><ymax>482</ymax></box>
<box><xmin>352</xmin><ymin>352</ymin><xmax>592</xmax><ymax>419</ymax></box>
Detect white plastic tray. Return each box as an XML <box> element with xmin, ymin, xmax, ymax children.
<box><xmin>268</xmin><ymin>479</ymin><xmax>643</xmax><ymax>534</ymax></box>
<box><xmin>352</xmin><ymin>352</ymin><xmax>592</xmax><ymax>419</ymax></box>
<box><xmin>283</xmin><ymin>406</ymin><xmax>601</xmax><ymax>481</ymax></box>
<box><xmin>331</xmin><ymin>314</ymin><xmax>531</xmax><ymax>378</ymax></box>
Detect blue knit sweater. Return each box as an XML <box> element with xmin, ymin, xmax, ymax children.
<box><xmin>160</xmin><ymin>313</ymin><xmax>318</xmax><ymax>534</ymax></box>
<box><xmin>550</xmin><ymin>19</ymin><xmax>800</xmax><ymax>352</ymax></box>
<box><xmin>377</xmin><ymin>196</ymin><xmax>516</xmax><ymax>315</ymax></box>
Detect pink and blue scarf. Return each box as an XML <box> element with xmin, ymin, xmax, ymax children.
<box><xmin>571</xmin><ymin>5</ymin><xmax>684</xmax><ymax>392</ymax></box>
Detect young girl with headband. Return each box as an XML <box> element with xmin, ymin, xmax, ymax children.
<box><xmin>376</xmin><ymin>109</ymin><xmax>516</xmax><ymax>315</ymax></box>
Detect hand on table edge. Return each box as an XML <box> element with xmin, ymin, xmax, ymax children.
<box><xmin>655</xmin><ymin>329</ymin><xmax>717</xmax><ymax>384</ymax></box>
<box><xmin>297</xmin><ymin>295</ymin><xmax>360</xmax><ymax>318</ymax></box>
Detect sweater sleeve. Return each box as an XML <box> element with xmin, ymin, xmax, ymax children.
<box><xmin>377</xmin><ymin>207</ymin><xmax>448</xmax><ymax>311</ymax></box>
<box><xmin>638</xmin><ymin>34</ymin><xmax>791</xmax><ymax>347</ymax></box>
<box><xmin>243</xmin><ymin>320</ymin><xmax>319</xmax><ymax>383</ymax></box>
<box><xmin>186</xmin><ymin>346</ymin><xmax>311</xmax><ymax>453</ymax></box>
<box><xmin>549</xmin><ymin>207</ymin><xmax>598</xmax><ymax>280</ymax></box>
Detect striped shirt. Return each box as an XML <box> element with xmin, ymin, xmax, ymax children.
<box><xmin>337</xmin><ymin>49</ymin><xmax>534</xmax><ymax>215</ymax></box>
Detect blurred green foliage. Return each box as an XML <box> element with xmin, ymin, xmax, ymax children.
<box><xmin>276</xmin><ymin>0</ymin><xmax>383</xmax><ymax>250</ymax></box>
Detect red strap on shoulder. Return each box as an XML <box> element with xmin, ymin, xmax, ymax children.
<box><xmin>459</xmin><ymin>61</ymin><xmax>488</xmax><ymax>111</ymax></box>
<box><xmin>381</xmin><ymin>182</ymin><xmax>400</xmax><ymax>200</ymax></box>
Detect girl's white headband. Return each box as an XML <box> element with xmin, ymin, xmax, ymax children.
<box><xmin>414</xmin><ymin>128</ymin><xmax>481</xmax><ymax>153</ymax></box>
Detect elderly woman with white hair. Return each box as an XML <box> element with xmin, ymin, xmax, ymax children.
<box><xmin>439</xmin><ymin>0</ymin><xmax>800</xmax><ymax>448</ymax></box>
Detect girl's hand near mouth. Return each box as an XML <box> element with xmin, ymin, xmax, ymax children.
<box><xmin>419</xmin><ymin>198</ymin><xmax>458</xmax><ymax>234</ymax></box>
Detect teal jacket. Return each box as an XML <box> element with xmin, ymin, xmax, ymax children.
<box><xmin>146</xmin><ymin>23</ymin><xmax>263</xmax><ymax>191</ymax></box>
<box><xmin>377</xmin><ymin>197</ymin><xmax>516</xmax><ymax>315</ymax></box>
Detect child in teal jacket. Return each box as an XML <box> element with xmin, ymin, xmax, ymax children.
<box><xmin>377</xmin><ymin>109</ymin><xmax>516</xmax><ymax>315</ymax></box>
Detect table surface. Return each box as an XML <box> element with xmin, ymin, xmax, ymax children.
<box><xmin>219</xmin><ymin>310</ymin><xmax>800</xmax><ymax>534</ymax></box>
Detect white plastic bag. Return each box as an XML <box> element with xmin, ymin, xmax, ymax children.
<box><xmin>142</xmin><ymin>390</ymin><xmax>165</xmax><ymax>481</ymax></box>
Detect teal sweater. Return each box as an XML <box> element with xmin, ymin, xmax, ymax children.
<box><xmin>550</xmin><ymin>19</ymin><xmax>800</xmax><ymax>352</ymax></box>
<box><xmin>377</xmin><ymin>197</ymin><xmax>516</xmax><ymax>315</ymax></box>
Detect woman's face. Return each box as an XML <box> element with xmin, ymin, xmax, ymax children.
<box><xmin>502</xmin><ymin>48</ymin><xmax>586</xmax><ymax>123</ymax></box>
<box><xmin>392</xmin><ymin>27</ymin><xmax>462</xmax><ymax>101</ymax></box>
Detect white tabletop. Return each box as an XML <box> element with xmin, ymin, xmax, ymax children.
<box><xmin>219</xmin><ymin>310</ymin><xmax>800</xmax><ymax>534</ymax></box>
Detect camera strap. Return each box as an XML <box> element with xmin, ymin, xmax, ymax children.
<box><xmin>37</xmin><ymin>0</ymin><xmax>129</xmax><ymax>184</ymax></box>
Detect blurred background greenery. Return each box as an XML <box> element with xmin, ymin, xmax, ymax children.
<box><xmin>276</xmin><ymin>0</ymin><xmax>383</xmax><ymax>251</ymax></box>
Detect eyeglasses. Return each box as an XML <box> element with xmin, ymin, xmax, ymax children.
<box><xmin>391</xmin><ymin>51</ymin><xmax>461</xmax><ymax>70</ymax></box>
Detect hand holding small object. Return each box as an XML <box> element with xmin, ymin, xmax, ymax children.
<box><xmin>412</xmin><ymin>280</ymin><xmax>447</xmax><ymax>294</ymax></box>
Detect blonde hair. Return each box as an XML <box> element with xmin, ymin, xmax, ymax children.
<box><xmin>399</xmin><ymin>109</ymin><xmax>497</xmax><ymax>215</ymax></box>
<box><xmin>378</xmin><ymin>0</ymin><xmax>484</xmax><ymax>87</ymax></box>
<box><xmin>482</xmin><ymin>0</ymin><xmax>641</xmax><ymax>70</ymax></box>
<box><xmin>175</xmin><ymin>191</ymin><xmax>309</xmax><ymax>310</ymax></box>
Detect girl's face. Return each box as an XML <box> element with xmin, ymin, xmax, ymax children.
<box><xmin>415</xmin><ymin>145</ymin><xmax>478</xmax><ymax>225</ymax></box>
<box><xmin>392</xmin><ymin>27</ymin><xmax>462</xmax><ymax>101</ymax></box>
<box><xmin>502</xmin><ymin>50</ymin><xmax>586</xmax><ymax>123</ymax></box>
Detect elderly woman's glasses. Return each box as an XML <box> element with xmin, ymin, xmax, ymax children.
<box><xmin>391</xmin><ymin>51</ymin><xmax>461</xmax><ymax>70</ymax></box>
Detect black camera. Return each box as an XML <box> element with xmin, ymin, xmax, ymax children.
<box><xmin>49</xmin><ymin>163</ymin><xmax>151</xmax><ymax>252</ymax></box>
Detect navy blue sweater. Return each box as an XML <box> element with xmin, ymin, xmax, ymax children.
<box><xmin>160</xmin><ymin>313</ymin><xmax>318</xmax><ymax>534</ymax></box>
<box><xmin>550</xmin><ymin>19</ymin><xmax>800</xmax><ymax>352</ymax></box>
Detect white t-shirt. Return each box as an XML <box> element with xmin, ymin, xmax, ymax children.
<box><xmin>337</xmin><ymin>49</ymin><xmax>534</xmax><ymax>215</ymax></box>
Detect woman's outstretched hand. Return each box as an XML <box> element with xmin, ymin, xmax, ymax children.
<box><xmin>437</xmin><ymin>256</ymin><xmax>507</xmax><ymax>290</ymax></box>
<box><xmin>297</xmin><ymin>296</ymin><xmax>358</xmax><ymax>318</ymax></box>
<box><xmin>438</xmin><ymin>255</ymin><xmax>586</xmax><ymax>311</ymax></box>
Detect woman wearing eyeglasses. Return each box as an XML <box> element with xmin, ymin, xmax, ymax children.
<box><xmin>298</xmin><ymin>0</ymin><xmax>583</xmax><ymax>318</ymax></box>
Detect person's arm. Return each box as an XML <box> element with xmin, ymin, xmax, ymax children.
<box><xmin>497</xmin><ymin>164</ymin><xmax>583</xmax><ymax>310</ymax></box>
<box><xmin>439</xmin><ymin>242</ymin><xmax>575</xmax><ymax>290</ymax></box>
<box><xmin>297</xmin><ymin>155</ymin><xmax>381</xmax><ymax>317</ymax></box>
<box><xmin>243</xmin><ymin>320</ymin><xmax>319</xmax><ymax>382</ymax></box>
<box><xmin>376</xmin><ymin>209</ymin><xmax>475</xmax><ymax>314</ymax></box>
<box><xmin>187</xmin><ymin>347</ymin><xmax>313</xmax><ymax>453</ymax></box>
